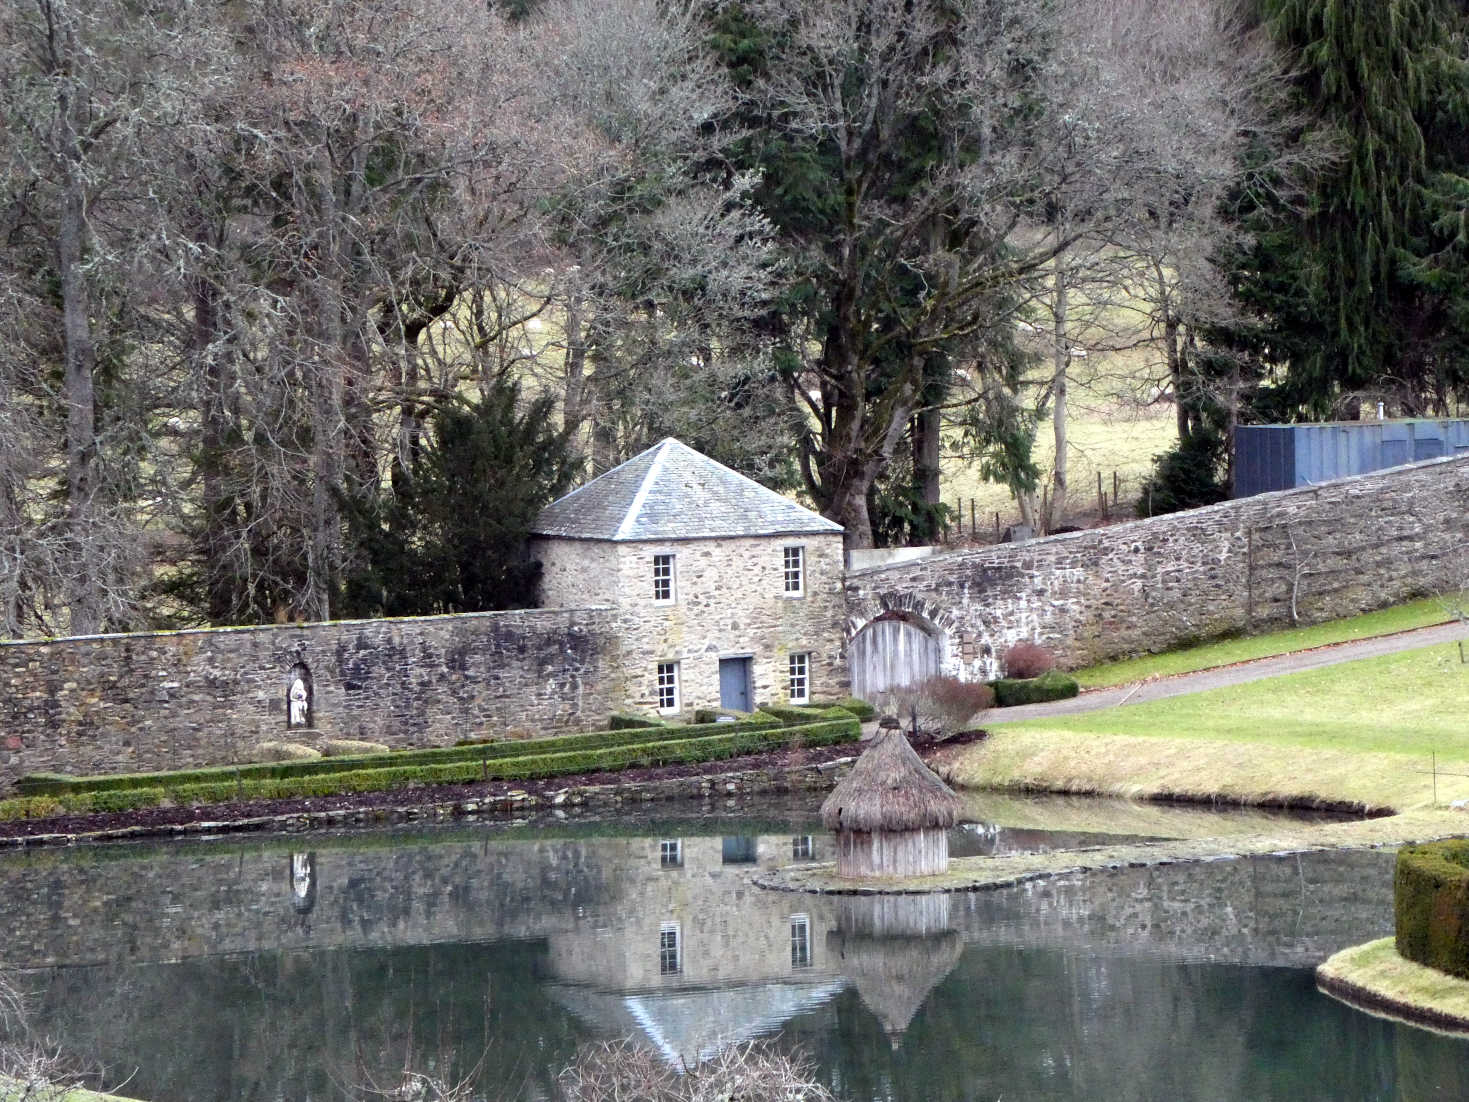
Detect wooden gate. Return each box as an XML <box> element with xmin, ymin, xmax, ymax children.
<box><xmin>849</xmin><ymin>616</ymin><xmax>941</xmax><ymax>702</ymax></box>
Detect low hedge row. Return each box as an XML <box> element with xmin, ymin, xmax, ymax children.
<box><xmin>805</xmin><ymin>697</ymin><xmax>876</xmax><ymax>721</ymax></box>
<box><xmin>1</xmin><ymin>714</ymin><xmax>860</xmax><ymax>820</ymax></box>
<box><xmin>1395</xmin><ymin>840</ymin><xmax>1469</xmax><ymax>979</ymax></box>
<box><xmin>989</xmin><ymin>671</ymin><xmax>1080</xmax><ymax>708</ymax></box>
<box><xmin>608</xmin><ymin>712</ymin><xmax>671</xmax><ymax>730</ymax></box>
<box><xmin>17</xmin><ymin>712</ymin><xmax>790</xmax><ymax>797</ymax></box>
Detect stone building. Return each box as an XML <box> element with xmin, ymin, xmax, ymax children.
<box><xmin>530</xmin><ymin>438</ymin><xmax>848</xmax><ymax>717</ymax></box>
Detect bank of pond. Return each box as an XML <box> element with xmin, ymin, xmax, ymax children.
<box><xmin>1</xmin><ymin>794</ymin><xmax>1466</xmax><ymax>1101</ymax></box>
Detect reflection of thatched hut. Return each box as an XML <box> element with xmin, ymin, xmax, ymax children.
<box><xmin>820</xmin><ymin>726</ymin><xmax>963</xmax><ymax>877</ymax></box>
<box><xmin>829</xmin><ymin>928</ymin><xmax>964</xmax><ymax>1048</ymax></box>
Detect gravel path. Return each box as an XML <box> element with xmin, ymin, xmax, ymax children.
<box><xmin>990</xmin><ymin>620</ymin><xmax>1468</xmax><ymax>723</ymax></box>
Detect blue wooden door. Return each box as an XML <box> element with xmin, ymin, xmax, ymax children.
<box><xmin>719</xmin><ymin>657</ymin><xmax>752</xmax><ymax>711</ymax></box>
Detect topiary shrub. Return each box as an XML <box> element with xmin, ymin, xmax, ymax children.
<box><xmin>1395</xmin><ymin>840</ymin><xmax>1469</xmax><ymax>979</ymax></box>
<box><xmin>694</xmin><ymin>708</ymin><xmax>749</xmax><ymax>725</ymax></box>
<box><xmin>989</xmin><ymin>670</ymin><xmax>1080</xmax><ymax>708</ymax></box>
<box><xmin>801</xmin><ymin>697</ymin><xmax>876</xmax><ymax>721</ymax></box>
<box><xmin>609</xmin><ymin>712</ymin><xmax>668</xmax><ymax>730</ymax></box>
<box><xmin>1003</xmin><ymin>641</ymin><xmax>1055</xmax><ymax>679</ymax></box>
<box><xmin>320</xmin><ymin>739</ymin><xmax>391</xmax><ymax>757</ymax></box>
<box><xmin>14</xmin><ymin>773</ymin><xmax>75</xmax><ymax>796</ymax></box>
<box><xmin>255</xmin><ymin>742</ymin><xmax>322</xmax><ymax>762</ymax></box>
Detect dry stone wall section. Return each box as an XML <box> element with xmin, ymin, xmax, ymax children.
<box><xmin>0</xmin><ymin>608</ymin><xmax>618</xmax><ymax>790</ymax></box>
<box><xmin>847</xmin><ymin>454</ymin><xmax>1469</xmax><ymax>678</ymax></box>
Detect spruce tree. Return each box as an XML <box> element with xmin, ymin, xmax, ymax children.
<box><xmin>1236</xmin><ymin>0</ymin><xmax>1469</xmax><ymax>414</ymax></box>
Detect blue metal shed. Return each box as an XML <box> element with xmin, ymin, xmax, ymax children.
<box><xmin>1233</xmin><ymin>419</ymin><xmax>1469</xmax><ymax>498</ymax></box>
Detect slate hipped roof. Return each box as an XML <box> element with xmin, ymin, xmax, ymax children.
<box><xmin>531</xmin><ymin>438</ymin><xmax>843</xmax><ymax>542</ymax></box>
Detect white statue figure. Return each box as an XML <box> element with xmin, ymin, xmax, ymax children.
<box><xmin>288</xmin><ymin>677</ymin><xmax>309</xmax><ymax>727</ymax></box>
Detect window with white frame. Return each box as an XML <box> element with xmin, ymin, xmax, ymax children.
<box><xmin>791</xmin><ymin>835</ymin><xmax>813</xmax><ymax>861</ymax></box>
<box><xmin>790</xmin><ymin>915</ymin><xmax>811</xmax><ymax>969</ymax></box>
<box><xmin>656</xmin><ymin>662</ymin><xmax>680</xmax><ymax>713</ymax></box>
<box><xmin>787</xmin><ymin>652</ymin><xmax>810</xmax><ymax>703</ymax></box>
<box><xmin>659</xmin><ymin>922</ymin><xmax>682</xmax><ymax>975</ymax></box>
<box><xmin>652</xmin><ymin>553</ymin><xmax>675</xmax><ymax>602</ymax></box>
<box><xmin>782</xmin><ymin>545</ymin><xmax>804</xmax><ymax>595</ymax></box>
<box><xmin>659</xmin><ymin>839</ymin><xmax>683</xmax><ymax>869</ymax></box>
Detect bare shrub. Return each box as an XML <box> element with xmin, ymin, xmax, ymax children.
<box><xmin>1004</xmin><ymin>641</ymin><xmax>1056</xmax><ymax>679</ymax></box>
<box><xmin>917</xmin><ymin>677</ymin><xmax>995</xmax><ymax>734</ymax></box>
<box><xmin>555</xmin><ymin>1038</ymin><xmax>834</xmax><ymax>1102</ymax></box>
<box><xmin>0</xmin><ymin>968</ymin><xmax>85</xmax><ymax>1102</ymax></box>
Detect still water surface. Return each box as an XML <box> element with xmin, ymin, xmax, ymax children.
<box><xmin>2</xmin><ymin>796</ymin><xmax>1465</xmax><ymax>1101</ymax></box>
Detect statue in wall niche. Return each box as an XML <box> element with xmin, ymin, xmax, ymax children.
<box><xmin>288</xmin><ymin>677</ymin><xmax>309</xmax><ymax>728</ymax></box>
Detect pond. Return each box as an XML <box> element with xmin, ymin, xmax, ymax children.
<box><xmin>0</xmin><ymin>795</ymin><xmax>1464</xmax><ymax>1101</ymax></box>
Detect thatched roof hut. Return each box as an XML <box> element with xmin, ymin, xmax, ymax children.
<box><xmin>820</xmin><ymin>725</ymin><xmax>964</xmax><ymax>877</ymax></box>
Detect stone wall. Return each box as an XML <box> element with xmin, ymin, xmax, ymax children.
<box><xmin>0</xmin><ymin>608</ymin><xmax>618</xmax><ymax>790</ymax></box>
<box><xmin>847</xmin><ymin>454</ymin><xmax>1469</xmax><ymax>677</ymax></box>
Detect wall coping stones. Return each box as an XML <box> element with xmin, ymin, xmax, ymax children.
<box><xmin>842</xmin><ymin>451</ymin><xmax>1469</xmax><ymax>580</ymax></box>
<box><xmin>0</xmin><ymin>604</ymin><xmax>617</xmax><ymax>648</ymax></box>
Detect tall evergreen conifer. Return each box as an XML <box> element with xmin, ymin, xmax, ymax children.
<box><xmin>1236</xmin><ymin>0</ymin><xmax>1469</xmax><ymax>414</ymax></box>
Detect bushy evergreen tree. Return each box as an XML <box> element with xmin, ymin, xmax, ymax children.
<box><xmin>338</xmin><ymin>381</ymin><xmax>578</xmax><ymax>617</ymax></box>
<box><xmin>1229</xmin><ymin>0</ymin><xmax>1469</xmax><ymax>415</ymax></box>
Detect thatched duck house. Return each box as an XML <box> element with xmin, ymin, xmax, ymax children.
<box><xmin>820</xmin><ymin>723</ymin><xmax>964</xmax><ymax>878</ymax></box>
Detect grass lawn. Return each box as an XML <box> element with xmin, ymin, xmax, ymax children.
<box><xmin>1007</xmin><ymin>643</ymin><xmax>1469</xmax><ymax>756</ymax></box>
<box><xmin>1071</xmin><ymin>597</ymin><xmax>1456</xmax><ymax>688</ymax></box>
<box><xmin>1318</xmin><ymin>938</ymin><xmax>1469</xmax><ymax>1031</ymax></box>
<box><xmin>952</xmin><ymin>642</ymin><xmax>1469</xmax><ymax>810</ymax></box>
<box><xmin>942</xmin><ymin>399</ymin><xmax>1176</xmax><ymax>529</ymax></box>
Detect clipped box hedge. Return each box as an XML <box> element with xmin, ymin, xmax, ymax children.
<box><xmin>989</xmin><ymin>670</ymin><xmax>1080</xmax><ymax>708</ymax></box>
<box><xmin>3</xmin><ymin>714</ymin><xmax>861</xmax><ymax>819</ymax></box>
<box><xmin>802</xmin><ymin>697</ymin><xmax>876</xmax><ymax>721</ymax></box>
<box><xmin>1395</xmin><ymin>840</ymin><xmax>1469</xmax><ymax>979</ymax></box>
<box><xmin>16</xmin><ymin>713</ymin><xmax>788</xmax><ymax>797</ymax></box>
<box><xmin>609</xmin><ymin>712</ymin><xmax>670</xmax><ymax>730</ymax></box>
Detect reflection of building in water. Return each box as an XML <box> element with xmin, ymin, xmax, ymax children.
<box><xmin>546</xmin><ymin>833</ymin><xmax>847</xmax><ymax>1065</ymax></box>
<box><xmin>828</xmin><ymin>894</ymin><xmax>962</xmax><ymax>1050</ymax></box>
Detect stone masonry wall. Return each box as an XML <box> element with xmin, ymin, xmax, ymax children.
<box><xmin>533</xmin><ymin>538</ymin><xmax>620</xmax><ymax>611</ymax></box>
<box><xmin>610</xmin><ymin>534</ymin><xmax>849</xmax><ymax>716</ymax></box>
<box><xmin>847</xmin><ymin>454</ymin><xmax>1469</xmax><ymax>678</ymax></box>
<box><xmin>0</xmin><ymin>608</ymin><xmax>618</xmax><ymax>791</ymax></box>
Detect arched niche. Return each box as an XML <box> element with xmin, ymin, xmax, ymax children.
<box><xmin>286</xmin><ymin>661</ymin><xmax>314</xmax><ymax>729</ymax></box>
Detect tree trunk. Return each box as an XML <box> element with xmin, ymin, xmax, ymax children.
<box><xmin>1048</xmin><ymin>254</ymin><xmax>1070</xmax><ymax>533</ymax></box>
<box><xmin>912</xmin><ymin>404</ymin><xmax>942</xmax><ymax>518</ymax></box>
<box><xmin>193</xmin><ymin>255</ymin><xmax>238</xmax><ymax>625</ymax></box>
<box><xmin>826</xmin><ymin>468</ymin><xmax>879</xmax><ymax>550</ymax></box>
<box><xmin>58</xmin><ymin>159</ymin><xmax>101</xmax><ymax>635</ymax></box>
<box><xmin>562</xmin><ymin>283</ymin><xmax>589</xmax><ymax>468</ymax></box>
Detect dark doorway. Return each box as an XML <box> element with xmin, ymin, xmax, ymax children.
<box><xmin>718</xmin><ymin>656</ymin><xmax>753</xmax><ymax>712</ymax></box>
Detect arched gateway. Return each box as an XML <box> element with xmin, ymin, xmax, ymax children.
<box><xmin>848</xmin><ymin>610</ymin><xmax>941</xmax><ymax>701</ymax></box>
